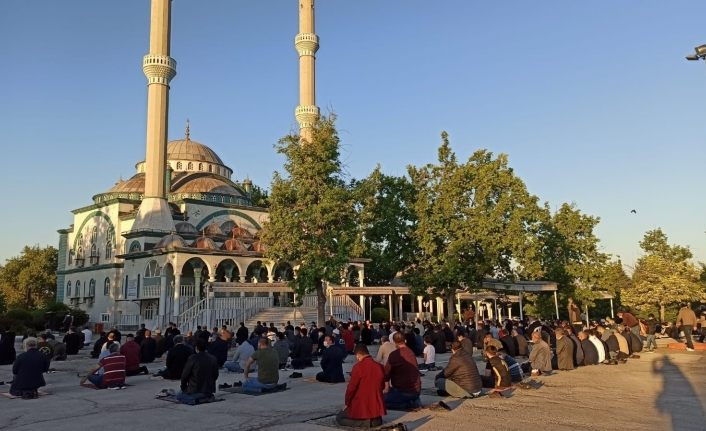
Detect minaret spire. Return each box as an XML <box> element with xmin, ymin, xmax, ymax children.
<box><xmin>295</xmin><ymin>0</ymin><xmax>320</xmax><ymax>143</ymax></box>
<box><xmin>132</xmin><ymin>0</ymin><xmax>177</xmax><ymax>233</ymax></box>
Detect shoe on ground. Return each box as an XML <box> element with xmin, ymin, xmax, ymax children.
<box><xmin>438</xmin><ymin>401</ymin><xmax>451</xmax><ymax>410</ymax></box>
<box><xmin>687</xmin><ymin>348</ymin><xmax>695</xmax><ymax>352</ymax></box>
<box><xmin>218</xmin><ymin>383</ymin><xmax>232</xmax><ymax>389</ymax></box>
<box><xmin>289</xmin><ymin>372</ymin><xmax>303</xmax><ymax>378</ymax></box>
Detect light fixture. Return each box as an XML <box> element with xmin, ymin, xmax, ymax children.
<box><xmin>686</xmin><ymin>44</ymin><xmax>706</xmax><ymax>61</ymax></box>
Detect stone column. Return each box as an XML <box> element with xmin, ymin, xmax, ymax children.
<box><xmin>158</xmin><ymin>273</ymin><xmax>167</xmax><ymax>317</ymax></box>
<box><xmin>194</xmin><ymin>271</ymin><xmax>202</xmax><ymax>302</ymax></box>
<box><xmin>417</xmin><ymin>296</ymin><xmax>423</xmax><ymax>317</ymax></box>
<box><xmin>398</xmin><ymin>296</ymin><xmax>404</xmax><ymax>321</ymax></box>
<box><xmin>388</xmin><ymin>295</ymin><xmax>393</xmax><ymax>321</ymax></box>
<box><xmin>172</xmin><ymin>273</ymin><xmax>181</xmax><ymax>317</ymax></box>
<box><xmin>358</xmin><ymin>269</ymin><xmax>364</xmax><ymax>287</ymax></box>
<box><xmin>359</xmin><ymin>295</ymin><xmax>365</xmax><ymax>319</ymax></box>
<box><xmin>436</xmin><ymin>297</ymin><xmax>444</xmax><ymax>320</ymax></box>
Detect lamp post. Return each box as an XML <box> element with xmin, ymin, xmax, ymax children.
<box><xmin>685</xmin><ymin>44</ymin><xmax>706</xmax><ymax>61</ymax></box>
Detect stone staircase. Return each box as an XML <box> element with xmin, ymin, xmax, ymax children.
<box><xmin>245</xmin><ymin>307</ymin><xmax>319</xmax><ymax>329</ymax></box>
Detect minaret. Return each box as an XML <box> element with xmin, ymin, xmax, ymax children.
<box><xmin>294</xmin><ymin>0</ymin><xmax>320</xmax><ymax>142</ymax></box>
<box><xmin>132</xmin><ymin>0</ymin><xmax>177</xmax><ymax>232</ymax></box>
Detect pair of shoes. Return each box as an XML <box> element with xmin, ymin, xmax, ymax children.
<box><xmin>218</xmin><ymin>383</ymin><xmax>232</xmax><ymax>389</ymax></box>
<box><xmin>431</xmin><ymin>401</ymin><xmax>451</xmax><ymax>411</ymax></box>
<box><xmin>687</xmin><ymin>348</ymin><xmax>695</xmax><ymax>352</ymax></box>
<box><xmin>232</xmin><ymin>381</ymin><xmax>243</xmax><ymax>387</ymax></box>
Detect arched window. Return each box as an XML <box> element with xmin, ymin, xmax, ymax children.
<box><xmin>66</xmin><ymin>281</ymin><xmax>72</xmax><ymax>298</ymax></box>
<box><xmin>145</xmin><ymin>260</ymin><xmax>160</xmax><ymax>277</ymax></box>
<box><xmin>88</xmin><ymin>279</ymin><xmax>96</xmax><ymax>297</ymax></box>
<box><xmin>75</xmin><ymin>280</ymin><xmax>81</xmax><ymax>297</ymax></box>
<box><xmin>104</xmin><ymin>277</ymin><xmax>111</xmax><ymax>296</ymax></box>
<box><xmin>198</xmin><ymin>163</ymin><xmax>203</xmax><ymax>171</ymax></box>
<box><xmin>90</xmin><ymin>243</ymin><xmax>98</xmax><ymax>265</ymax></box>
<box><xmin>91</xmin><ymin>226</ymin><xmax>98</xmax><ymax>243</ymax></box>
<box><xmin>187</xmin><ymin>162</ymin><xmax>193</xmax><ymax>170</ymax></box>
<box><xmin>105</xmin><ymin>230</ymin><xmax>113</xmax><ymax>259</ymax></box>
<box><xmin>176</xmin><ymin>161</ymin><xmax>182</xmax><ymax>170</ymax></box>
<box><xmin>129</xmin><ymin>241</ymin><xmax>141</xmax><ymax>253</ymax></box>
<box><xmin>208</xmin><ymin>164</ymin><xmax>212</xmax><ymax>172</ymax></box>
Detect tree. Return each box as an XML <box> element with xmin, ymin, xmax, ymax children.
<box><xmin>405</xmin><ymin>132</ymin><xmax>544</xmax><ymax>319</ymax></box>
<box><xmin>262</xmin><ymin>115</ymin><xmax>356</xmax><ymax>325</ymax></box>
<box><xmin>531</xmin><ymin>203</ymin><xmax>612</xmax><ymax>317</ymax></box>
<box><xmin>352</xmin><ymin>167</ymin><xmax>417</xmax><ymax>286</ymax></box>
<box><xmin>0</xmin><ymin>245</ymin><xmax>58</xmax><ymax>310</ymax></box>
<box><xmin>622</xmin><ymin>229</ymin><xmax>703</xmax><ymax>321</ymax></box>
<box><xmin>248</xmin><ymin>184</ymin><xmax>270</xmax><ymax>208</ymax></box>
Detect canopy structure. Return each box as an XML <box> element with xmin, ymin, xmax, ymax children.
<box><xmin>478</xmin><ymin>280</ymin><xmax>559</xmax><ymax>320</ymax></box>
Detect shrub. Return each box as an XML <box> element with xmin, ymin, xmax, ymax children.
<box><xmin>371</xmin><ymin>307</ymin><xmax>390</xmax><ymax>323</ymax></box>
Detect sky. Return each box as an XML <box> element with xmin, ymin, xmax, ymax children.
<box><xmin>1</xmin><ymin>1</ymin><xmax>705</xmax><ymax>270</ymax></box>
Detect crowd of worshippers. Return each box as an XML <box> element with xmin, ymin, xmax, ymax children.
<box><xmin>0</xmin><ymin>304</ymin><xmax>700</xmax><ymax>425</ymax></box>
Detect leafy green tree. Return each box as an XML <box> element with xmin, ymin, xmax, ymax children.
<box><xmin>532</xmin><ymin>203</ymin><xmax>612</xmax><ymax>317</ymax></box>
<box><xmin>623</xmin><ymin>230</ymin><xmax>703</xmax><ymax>321</ymax></box>
<box><xmin>248</xmin><ymin>183</ymin><xmax>270</xmax><ymax>208</ymax></box>
<box><xmin>405</xmin><ymin>132</ymin><xmax>544</xmax><ymax>319</ymax></box>
<box><xmin>262</xmin><ymin>115</ymin><xmax>356</xmax><ymax>324</ymax></box>
<box><xmin>0</xmin><ymin>246</ymin><xmax>58</xmax><ymax>310</ymax></box>
<box><xmin>352</xmin><ymin>167</ymin><xmax>417</xmax><ymax>285</ymax></box>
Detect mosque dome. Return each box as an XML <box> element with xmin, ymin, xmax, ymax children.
<box><xmin>203</xmin><ymin>222</ymin><xmax>225</xmax><ymax>237</ymax></box>
<box><xmin>109</xmin><ymin>174</ymin><xmax>145</xmax><ymax>193</ymax></box>
<box><xmin>175</xmin><ymin>222</ymin><xmax>199</xmax><ymax>236</ymax></box>
<box><xmin>154</xmin><ymin>233</ymin><xmax>187</xmax><ymax>249</ymax></box>
<box><xmin>167</xmin><ymin>139</ymin><xmax>223</xmax><ymax>165</ymax></box>
<box><xmin>222</xmin><ymin>238</ymin><xmax>250</xmax><ymax>252</ymax></box>
<box><xmin>251</xmin><ymin>239</ymin><xmax>266</xmax><ymax>253</ymax></box>
<box><xmin>173</xmin><ymin>176</ymin><xmax>242</xmax><ymax>196</ymax></box>
<box><xmin>192</xmin><ymin>236</ymin><xmax>218</xmax><ymax>250</ymax></box>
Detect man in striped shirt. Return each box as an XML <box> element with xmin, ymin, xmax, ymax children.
<box><xmin>81</xmin><ymin>343</ymin><xmax>126</xmax><ymax>388</ymax></box>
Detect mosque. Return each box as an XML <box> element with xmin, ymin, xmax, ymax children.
<box><xmin>55</xmin><ymin>0</ymin><xmax>559</xmax><ymax>332</ymax></box>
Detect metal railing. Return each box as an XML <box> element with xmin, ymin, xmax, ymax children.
<box><xmin>177</xmin><ymin>296</ymin><xmax>274</xmax><ymax>332</ymax></box>
<box><xmin>330</xmin><ymin>294</ymin><xmax>364</xmax><ymax>322</ymax></box>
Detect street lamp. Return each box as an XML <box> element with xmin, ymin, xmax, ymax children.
<box><xmin>686</xmin><ymin>44</ymin><xmax>706</xmax><ymax>61</ymax></box>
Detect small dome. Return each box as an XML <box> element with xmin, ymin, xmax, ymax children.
<box><xmin>203</xmin><ymin>223</ymin><xmax>225</xmax><ymax>237</ymax></box>
<box><xmin>155</xmin><ymin>233</ymin><xmax>186</xmax><ymax>249</ymax></box>
<box><xmin>168</xmin><ymin>139</ymin><xmax>223</xmax><ymax>165</ymax></box>
<box><xmin>222</xmin><ymin>238</ymin><xmax>250</xmax><ymax>252</ymax></box>
<box><xmin>175</xmin><ymin>222</ymin><xmax>199</xmax><ymax>236</ymax></box>
<box><xmin>251</xmin><ymin>239</ymin><xmax>266</xmax><ymax>253</ymax></box>
<box><xmin>109</xmin><ymin>174</ymin><xmax>145</xmax><ymax>193</ymax></box>
<box><xmin>192</xmin><ymin>236</ymin><xmax>218</xmax><ymax>250</ymax></box>
<box><xmin>174</xmin><ymin>176</ymin><xmax>243</xmax><ymax>196</ymax></box>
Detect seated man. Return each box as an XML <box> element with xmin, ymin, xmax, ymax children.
<box><xmin>337</xmin><ymin>344</ymin><xmax>386</xmax><ymax>428</ymax></box>
<box><xmin>81</xmin><ymin>343</ymin><xmax>126</xmax><ymax>389</ymax></box>
<box><xmin>178</xmin><ymin>338</ymin><xmax>218</xmax><ymax>404</ymax></box>
<box><xmin>154</xmin><ymin>335</ymin><xmax>193</xmax><ymax>379</ymax></box>
<box><xmin>483</xmin><ymin>333</ymin><xmax>504</xmax><ymax>352</ymax></box>
<box><xmin>207</xmin><ymin>330</ymin><xmax>230</xmax><ymax>368</ymax></box>
<box><xmin>457</xmin><ymin>331</ymin><xmax>474</xmax><ymax>356</ymax></box>
<box><xmin>578</xmin><ymin>331</ymin><xmax>599</xmax><ymax>366</ymax></box>
<box><xmin>273</xmin><ymin>332</ymin><xmax>291</xmax><ymax>369</ymax></box>
<box><xmin>554</xmin><ymin>328</ymin><xmax>574</xmax><ymax>371</ymax></box>
<box><xmin>316</xmin><ymin>335</ymin><xmax>346</xmax><ymax>383</ymax></box>
<box><xmin>140</xmin><ymin>330</ymin><xmax>157</xmax><ymax>364</ymax></box>
<box><xmin>10</xmin><ymin>338</ymin><xmax>49</xmax><ymax>399</ymax></box>
<box><xmin>435</xmin><ymin>341</ymin><xmax>482</xmax><ymax>398</ymax></box>
<box><xmin>513</xmin><ymin>329</ymin><xmax>529</xmax><ymax>357</ymax></box>
<box><xmin>241</xmin><ymin>338</ymin><xmax>281</xmax><ymax>393</ymax></box>
<box><xmin>527</xmin><ymin>331</ymin><xmax>552</xmax><ymax>375</ymax></box>
<box><xmin>375</xmin><ymin>335</ymin><xmax>397</xmax><ymax>365</ymax></box>
<box><xmin>498</xmin><ymin>351</ymin><xmax>523</xmax><ymax>383</ymax></box>
<box><xmin>63</xmin><ymin>327</ymin><xmax>81</xmax><ymax>355</ymax></box>
<box><xmin>418</xmin><ymin>336</ymin><xmax>436</xmax><ymax>371</ymax></box>
<box><xmin>81</xmin><ymin>327</ymin><xmax>93</xmax><ymax>348</ymax></box>
<box><xmin>383</xmin><ymin>332</ymin><xmax>421</xmax><ymax>410</ymax></box>
<box><xmin>481</xmin><ymin>346</ymin><xmax>512</xmax><ymax>390</ymax></box>
<box><xmin>37</xmin><ymin>333</ymin><xmax>54</xmax><ymax>363</ymax></box>
<box><xmin>224</xmin><ymin>339</ymin><xmax>255</xmax><ymax>373</ymax></box>
<box><xmin>290</xmin><ymin>329</ymin><xmax>314</xmax><ymax>369</ymax></box>
<box><xmin>120</xmin><ymin>334</ymin><xmax>149</xmax><ymax>376</ymax></box>
<box><xmin>588</xmin><ymin>329</ymin><xmax>607</xmax><ymax>363</ymax></box>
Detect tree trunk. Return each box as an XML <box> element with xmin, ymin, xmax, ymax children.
<box><xmin>659</xmin><ymin>303</ymin><xmax>665</xmax><ymax>323</ymax></box>
<box><xmin>316</xmin><ymin>280</ymin><xmax>327</xmax><ymax>327</ymax></box>
<box><xmin>446</xmin><ymin>291</ymin><xmax>456</xmax><ymax>323</ymax></box>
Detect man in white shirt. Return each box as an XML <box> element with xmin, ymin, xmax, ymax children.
<box><xmin>419</xmin><ymin>335</ymin><xmax>436</xmax><ymax>370</ymax></box>
<box><xmin>81</xmin><ymin>327</ymin><xmax>93</xmax><ymax>347</ymax></box>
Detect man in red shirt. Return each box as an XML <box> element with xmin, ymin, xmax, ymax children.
<box><xmin>340</xmin><ymin>323</ymin><xmax>355</xmax><ymax>354</ymax></box>
<box><xmin>337</xmin><ymin>344</ymin><xmax>386</xmax><ymax>428</ymax></box>
<box><xmin>383</xmin><ymin>332</ymin><xmax>421</xmax><ymax>410</ymax></box>
<box><xmin>81</xmin><ymin>343</ymin><xmax>126</xmax><ymax>388</ymax></box>
<box><xmin>617</xmin><ymin>310</ymin><xmax>640</xmax><ymax>337</ymax></box>
<box><xmin>120</xmin><ymin>334</ymin><xmax>148</xmax><ymax>376</ymax></box>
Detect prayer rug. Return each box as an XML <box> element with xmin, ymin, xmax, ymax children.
<box><xmin>220</xmin><ymin>383</ymin><xmax>288</xmax><ymax>396</ymax></box>
<box><xmin>155</xmin><ymin>394</ymin><xmax>225</xmax><ymax>405</ymax></box>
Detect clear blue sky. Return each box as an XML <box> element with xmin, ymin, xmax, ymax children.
<box><xmin>1</xmin><ymin>1</ymin><xmax>705</xmax><ymax>270</ymax></box>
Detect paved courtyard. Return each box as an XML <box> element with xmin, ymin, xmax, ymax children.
<box><xmin>1</xmin><ymin>339</ymin><xmax>705</xmax><ymax>431</ymax></box>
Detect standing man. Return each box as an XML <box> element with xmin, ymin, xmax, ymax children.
<box><xmin>617</xmin><ymin>310</ymin><xmax>640</xmax><ymax>338</ymax></box>
<box><xmin>336</xmin><ymin>344</ymin><xmax>386</xmax><ymax>428</ymax></box>
<box><xmin>567</xmin><ymin>298</ymin><xmax>582</xmax><ymax>335</ymax></box>
<box><xmin>677</xmin><ymin>303</ymin><xmax>698</xmax><ymax>352</ymax></box>
<box><xmin>383</xmin><ymin>332</ymin><xmax>421</xmax><ymax>410</ymax></box>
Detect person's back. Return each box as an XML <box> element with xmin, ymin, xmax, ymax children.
<box><xmin>529</xmin><ymin>335</ymin><xmax>552</xmax><ymax>374</ymax></box>
<box><xmin>484</xmin><ymin>350</ymin><xmax>512</xmax><ymax>389</ymax></box>
<box><xmin>63</xmin><ymin>331</ymin><xmax>80</xmax><ymax>355</ymax></box>
<box><xmin>515</xmin><ymin>333</ymin><xmax>529</xmax><ymax>357</ymax></box>
<box><xmin>614</xmin><ymin>331</ymin><xmax>629</xmax><ymax>355</ymax></box>
<box><xmin>140</xmin><ymin>334</ymin><xmax>157</xmax><ymax>363</ymax></box>
<box><xmin>120</xmin><ymin>339</ymin><xmax>142</xmax><ymax>373</ymax></box>
<box><xmin>250</xmin><ymin>344</ymin><xmax>279</xmax><ymax>385</ymax></box>
<box><xmin>588</xmin><ymin>334</ymin><xmax>605</xmax><ymax>363</ymax></box>
<box><xmin>181</xmin><ymin>346</ymin><xmax>218</xmax><ymax>396</ymax></box>
<box><xmin>385</xmin><ymin>342</ymin><xmax>421</xmax><ymax>395</ymax></box>
<box><xmin>580</xmin><ymin>338</ymin><xmax>599</xmax><ymax>365</ymax></box>
<box><xmin>99</xmin><ymin>352</ymin><xmax>127</xmax><ymax>388</ymax></box>
<box><xmin>375</xmin><ymin>337</ymin><xmax>397</xmax><ymax>365</ymax></box>
<box><xmin>11</xmin><ymin>339</ymin><xmax>49</xmax><ymax>397</ymax></box>
<box><xmin>234</xmin><ymin>341</ymin><xmax>255</xmax><ymax>368</ymax></box>
<box><xmin>162</xmin><ymin>340</ymin><xmax>193</xmax><ymax>379</ymax></box>
<box><xmin>274</xmin><ymin>337</ymin><xmax>290</xmax><ymax>367</ymax></box>
<box><xmin>499</xmin><ymin>333</ymin><xmax>517</xmax><ymax>357</ymax></box>
<box><xmin>206</xmin><ymin>336</ymin><xmax>229</xmax><ymax>367</ymax></box>
<box><xmin>443</xmin><ymin>348</ymin><xmax>482</xmax><ymax>395</ymax></box>
<box><xmin>459</xmin><ymin>336</ymin><xmax>474</xmax><ymax>356</ymax></box>
<box><xmin>81</xmin><ymin>328</ymin><xmax>93</xmax><ymax>346</ymax></box>
<box><xmin>568</xmin><ymin>334</ymin><xmax>584</xmax><ymax>366</ymax></box>
<box><xmin>555</xmin><ymin>330</ymin><xmax>574</xmax><ymax>370</ymax></box>
<box><xmin>501</xmin><ymin>353</ymin><xmax>523</xmax><ymax>382</ymax></box>
<box><xmin>339</xmin><ymin>345</ymin><xmax>386</xmax><ymax>428</ymax></box>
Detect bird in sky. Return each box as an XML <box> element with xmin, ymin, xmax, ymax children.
<box><xmin>630</xmin><ymin>209</ymin><xmax>637</xmax><ymax>214</ymax></box>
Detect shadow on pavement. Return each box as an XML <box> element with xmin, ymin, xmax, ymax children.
<box><xmin>654</xmin><ymin>355</ymin><xmax>706</xmax><ymax>431</ymax></box>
